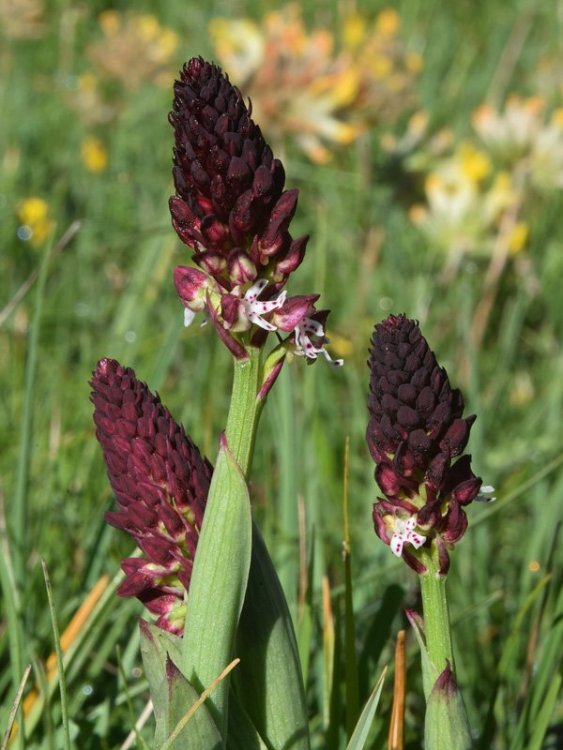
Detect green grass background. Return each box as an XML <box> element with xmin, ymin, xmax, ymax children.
<box><xmin>1</xmin><ymin>0</ymin><xmax>562</xmax><ymax>747</ymax></box>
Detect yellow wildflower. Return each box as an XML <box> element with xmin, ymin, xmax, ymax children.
<box><xmin>81</xmin><ymin>137</ymin><xmax>108</xmax><ymax>173</ymax></box>
<box><xmin>78</xmin><ymin>72</ymin><xmax>98</xmax><ymax>93</ymax></box>
<box><xmin>409</xmin><ymin>204</ymin><xmax>428</xmax><ymax>224</ymax></box>
<box><xmin>343</xmin><ymin>14</ymin><xmax>366</xmax><ymax>50</ymax></box>
<box><xmin>99</xmin><ymin>9</ymin><xmax>120</xmax><ymax>35</ymax></box>
<box><xmin>156</xmin><ymin>29</ymin><xmax>179</xmax><ymax>60</ymax></box>
<box><xmin>406</xmin><ymin>52</ymin><xmax>423</xmax><ymax>73</ymax></box>
<box><xmin>375</xmin><ymin>8</ymin><xmax>400</xmax><ymax>36</ymax></box>
<box><xmin>17</xmin><ymin>198</ymin><xmax>53</xmax><ymax>247</ymax></box>
<box><xmin>367</xmin><ymin>54</ymin><xmax>393</xmax><ymax>79</ymax></box>
<box><xmin>506</xmin><ymin>222</ymin><xmax>529</xmax><ymax>255</ymax></box>
<box><xmin>136</xmin><ymin>14</ymin><xmax>161</xmax><ymax>41</ymax></box>
<box><xmin>458</xmin><ymin>142</ymin><xmax>491</xmax><ymax>182</ymax></box>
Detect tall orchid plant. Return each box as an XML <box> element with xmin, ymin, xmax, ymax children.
<box><xmin>91</xmin><ymin>57</ymin><xmax>487</xmax><ymax>749</ymax></box>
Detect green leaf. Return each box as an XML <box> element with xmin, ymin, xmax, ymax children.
<box><xmin>181</xmin><ymin>435</ymin><xmax>253</xmax><ymax>741</ymax></box>
<box><xmin>345</xmin><ymin>668</ymin><xmax>387</xmax><ymax>750</ymax></box>
<box><xmin>160</xmin><ymin>658</ymin><xmax>223</xmax><ymax>750</ymax></box>
<box><xmin>424</xmin><ymin>667</ymin><xmax>472</xmax><ymax>750</ymax></box>
<box><xmin>226</xmin><ymin>688</ymin><xmax>269</xmax><ymax>750</ymax></box>
<box><xmin>139</xmin><ymin>623</ymin><xmax>223</xmax><ymax>748</ymax></box>
<box><xmin>406</xmin><ymin>609</ymin><xmax>438</xmax><ymax>701</ymax></box>
<box><xmin>139</xmin><ymin>621</ymin><xmax>184</xmax><ymax>746</ymax></box>
<box><xmin>235</xmin><ymin>524</ymin><xmax>310</xmax><ymax>750</ymax></box>
<box><xmin>358</xmin><ymin>585</ymin><xmax>404</xmax><ymax>700</ymax></box>
<box><xmin>525</xmin><ymin>672</ymin><xmax>562</xmax><ymax>750</ymax></box>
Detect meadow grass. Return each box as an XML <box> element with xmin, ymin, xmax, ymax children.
<box><xmin>1</xmin><ymin>0</ymin><xmax>562</xmax><ymax>747</ymax></box>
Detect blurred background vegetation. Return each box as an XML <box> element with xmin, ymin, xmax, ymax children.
<box><xmin>1</xmin><ymin>0</ymin><xmax>562</xmax><ymax>747</ymax></box>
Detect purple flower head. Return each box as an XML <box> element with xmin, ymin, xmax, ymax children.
<box><xmin>169</xmin><ymin>57</ymin><xmax>307</xmax><ymax>292</ymax></box>
<box><xmin>90</xmin><ymin>358</ymin><xmax>212</xmax><ymax>634</ymax></box>
<box><xmin>367</xmin><ymin>315</ymin><xmax>482</xmax><ymax>574</ymax></box>
<box><xmin>169</xmin><ymin>57</ymin><xmax>343</xmax><ymax>369</ymax></box>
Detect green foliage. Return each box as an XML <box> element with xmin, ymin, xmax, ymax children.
<box><xmin>1</xmin><ymin>0</ymin><xmax>562</xmax><ymax>747</ymax></box>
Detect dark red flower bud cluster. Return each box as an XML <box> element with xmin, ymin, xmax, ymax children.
<box><xmin>169</xmin><ymin>57</ymin><xmax>307</xmax><ymax>291</ymax></box>
<box><xmin>91</xmin><ymin>358</ymin><xmax>212</xmax><ymax>634</ymax></box>
<box><xmin>367</xmin><ymin>315</ymin><xmax>481</xmax><ymax>574</ymax></box>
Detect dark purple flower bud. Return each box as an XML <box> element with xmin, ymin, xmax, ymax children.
<box><xmin>169</xmin><ymin>57</ymin><xmax>306</xmax><ymax>291</ymax></box>
<box><xmin>91</xmin><ymin>358</ymin><xmax>212</xmax><ymax>634</ymax></box>
<box><xmin>367</xmin><ymin>315</ymin><xmax>482</xmax><ymax>574</ymax></box>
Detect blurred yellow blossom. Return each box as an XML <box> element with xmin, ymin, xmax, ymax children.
<box><xmin>209</xmin><ymin>5</ymin><xmax>420</xmax><ymax>163</ymax></box>
<box><xmin>472</xmin><ymin>96</ymin><xmax>563</xmax><ymax>191</ymax></box>
<box><xmin>375</xmin><ymin>8</ymin><xmax>400</xmax><ymax>36</ymax></box>
<box><xmin>17</xmin><ymin>198</ymin><xmax>53</xmax><ymax>247</ymax></box>
<box><xmin>343</xmin><ymin>14</ymin><xmax>366</xmax><ymax>50</ymax></box>
<box><xmin>87</xmin><ymin>11</ymin><xmax>179</xmax><ymax>91</ymax></box>
<box><xmin>98</xmin><ymin>9</ymin><xmax>120</xmax><ymax>35</ymax></box>
<box><xmin>0</xmin><ymin>0</ymin><xmax>46</xmax><ymax>39</ymax></box>
<box><xmin>458</xmin><ymin>142</ymin><xmax>491</xmax><ymax>182</ymax></box>
<box><xmin>410</xmin><ymin>145</ymin><xmax>522</xmax><ymax>267</ymax></box>
<box><xmin>473</xmin><ymin>96</ymin><xmax>545</xmax><ymax>163</ymax></box>
<box><xmin>406</xmin><ymin>52</ymin><xmax>424</xmax><ymax>73</ymax></box>
<box><xmin>68</xmin><ymin>73</ymin><xmax>116</xmax><ymax>126</ymax></box>
<box><xmin>81</xmin><ymin>137</ymin><xmax>108</xmax><ymax>173</ymax></box>
<box><xmin>506</xmin><ymin>222</ymin><xmax>529</xmax><ymax>255</ymax></box>
<box><xmin>509</xmin><ymin>372</ymin><xmax>535</xmax><ymax>406</ymax></box>
<box><xmin>408</xmin><ymin>91</ymin><xmax>562</xmax><ymax>272</ymax></box>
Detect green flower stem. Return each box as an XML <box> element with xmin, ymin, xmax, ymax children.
<box><xmin>225</xmin><ymin>347</ymin><xmax>311</xmax><ymax>748</ymax></box>
<box><xmin>179</xmin><ymin>347</ymin><xmax>265</xmax><ymax>741</ymax></box>
<box><xmin>418</xmin><ymin>549</ymin><xmax>455</xmax><ymax>700</ymax></box>
<box><xmin>225</xmin><ymin>347</ymin><xmax>264</xmax><ymax>477</ymax></box>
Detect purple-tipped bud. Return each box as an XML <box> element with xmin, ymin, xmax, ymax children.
<box><xmin>91</xmin><ymin>358</ymin><xmax>212</xmax><ymax>634</ymax></box>
<box><xmin>174</xmin><ymin>265</ymin><xmax>219</xmax><ymax>326</ymax></box>
<box><xmin>272</xmin><ymin>294</ymin><xmax>320</xmax><ymax>332</ymax></box>
<box><xmin>425</xmin><ymin>663</ymin><xmax>473</xmax><ymax>749</ymax></box>
<box><xmin>169</xmin><ymin>57</ymin><xmax>306</xmax><ymax>290</ymax></box>
<box><xmin>367</xmin><ymin>315</ymin><xmax>481</xmax><ymax>574</ymax></box>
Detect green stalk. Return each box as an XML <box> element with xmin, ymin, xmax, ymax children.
<box><xmin>417</xmin><ymin>549</ymin><xmax>473</xmax><ymax>750</ymax></box>
<box><xmin>418</xmin><ymin>549</ymin><xmax>454</xmax><ymax>700</ymax></box>
<box><xmin>180</xmin><ymin>347</ymin><xmax>262</xmax><ymax>742</ymax></box>
<box><xmin>224</xmin><ymin>347</ymin><xmax>264</xmax><ymax>477</ymax></box>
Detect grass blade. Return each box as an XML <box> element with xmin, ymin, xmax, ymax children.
<box><xmin>345</xmin><ymin>668</ymin><xmax>387</xmax><ymax>750</ymax></box>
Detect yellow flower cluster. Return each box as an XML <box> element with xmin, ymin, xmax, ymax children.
<box><xmin>473</xmin><ymin>96</ymin><xmax>563</xmax><ymax>191</ymax></box>
<box><xmin>70</xmin><ymin>11</ymin><xmax>179</xmax><ymax>126</ymax></box>
<box><xmin>16</xmin><ymin>198</ymin><xmax>53</xmax><ymax>247</ymax></box>
<box><xmin>409</xmin><ymin>95</ymin><xmax>563</xmax><ymax>270</ymax></box>
<box><xmin>88</xmin><ymin>11</ymin><xmax>179</xmax><ymax>90</ymax></box>
<box><xmin>209</xmin><ymin>6</ymin><xmax>421</xmax><ymax>163</ymax></box>
<box><xmin>81</xmin><ymin>136</ymin><xmax>108</xmax><ymax>173</ymax></box>
<box><xmin>0</xmin><ymin>0</ymin><xmax>46</xmax><ymax>39</ymax></box>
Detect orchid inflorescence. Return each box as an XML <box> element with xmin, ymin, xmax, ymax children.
<box><xmin>169</xmin><ymin>57</ymin><xmax>342</xmax><ymax>367</ymax></box>
<box><xmin>367</xmin><ymin>314</ymin><xmax>483</xmax><ymax>574</ymax></box>
<box><xmin>91</xmin><ymin>358</ymin><xmax>212</xmax><ymax>634</ymax></box>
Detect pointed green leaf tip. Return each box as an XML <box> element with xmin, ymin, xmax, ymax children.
<box><xmin>139</xmin><ymin>622</ymin><xmax>221</xmax><ymax>749</ymax></box>
<box><xmin>345</xmin><ymin>668</ymin><xmax>387</xmax><ymax>750</ymax></box>
<box><xmin>424</xmin><ymin>663</ymin><xmax>473</xmax><ymax>750</ymax></box>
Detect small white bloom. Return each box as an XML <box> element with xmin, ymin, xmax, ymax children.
<box><xmin>476</xmin><ymin>484</ymin><xmax>496</xmax><ymax>502</ymax></box>
<box><xmin>294</xmin><ymin>316</ymin><xmax>343</xmax><ymax>367</ymax></box>
<box><xmin>183</xmin><ymin>308</ymin><xmax>197</xmax><ymax>327</ymax></box>
<box><xmin>242</xmin><ymin>278</ymin><xmax>287</xmax><ymax>331</ymax></box>
<box><xmin>390</xmin><ymin>515</ymin><xmax>426</xmax><ymax>557</ymax></box>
